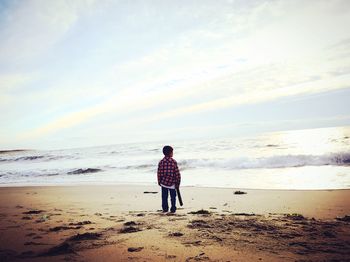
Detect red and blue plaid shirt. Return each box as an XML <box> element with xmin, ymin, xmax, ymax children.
<box><xmin>157</xmin><ymin>156</ymin><xmax>181</xmax><ymax>187</ymax></box>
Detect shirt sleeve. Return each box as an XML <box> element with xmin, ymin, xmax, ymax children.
<box><xmin>157</xmin><ymin>162</ymin><xmax>161</xmax><ymax>184</ymax></box>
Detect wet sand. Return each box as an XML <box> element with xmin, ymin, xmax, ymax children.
<box><xmin>0</xmin><ymin>185</ymin><xmax>349</xmax><ymax>261</ymax></box>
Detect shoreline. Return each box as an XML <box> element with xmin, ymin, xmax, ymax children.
<box><xmin>1</xmin><ymin>183</ymin><xmax>349</xmax><ymax>191</ymax></box>
<box><xmin>0</xmin><ymin>185</ymin><xmax>349</xmax><ymax>219</ymax></box>
<box><xmin>0</xmin><ymin>185</ymin><xmax>349</xmax><ymax>261</ymax></box>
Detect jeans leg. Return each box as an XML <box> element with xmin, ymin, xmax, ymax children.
<box><xmin>161</xmin><ymin>187</ymin><xmax>169</xmax><ymax>212</ymax></box>
<box><xmin>169</xmin><ymin>188</ymin><xmax>177</xmax><ymax>213</ymax></box>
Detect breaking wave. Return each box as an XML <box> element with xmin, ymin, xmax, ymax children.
<box><xmin>0</xmin><ymin>154</ymin><xmax>71</xmax><ymax>162</ymax></box>
<box><xmin>67</xmin><ymin>168</ymin><xmax>103</xmax><ymax>175</ymax></box>
<box><xmin>178</xmin><ymin>152</ymin><xmax>350</xmax><ymax>170</ymax></box>
<box><xmin>112</xmin><ymin>152</ymin><xmax>350</xmax><ymax>171</ymax></box>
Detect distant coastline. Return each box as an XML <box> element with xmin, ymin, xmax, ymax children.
<box><xmin>0</xmin><ymin>149</ymin><xmax>30</xmax><ymax>154</ymax></box>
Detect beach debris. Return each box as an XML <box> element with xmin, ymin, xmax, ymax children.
<box><xmin>336</xmin><ymin>215</ymin><xmax>350</xmax><ymax>222</ymax></box>
<box><xmin>22</xmin><ymin>216</ymin><xmax>32</xmax><ymax>220</ymax></box>
<box><xmin>23</xmin><ymin>210</ymin><xmax>45</xmax><ymax>215</ymax></box>
<box><xmin>188</xmin><ymin>209</ymin><xmax>211</xmax><ymax>215</ymax></box>
<box><xmin>68</xmin><ymin>232</ymin><xmax>102</xmax><ymax>241</ymax></box>
<box><xmin>183</xmin><ymin>240</ymin><xmax>202</xmax><ymax>246</ymax></box>
<box><xmin>127</xmin><ymin>247</ymin><xmax>144</xmax><ymax>252</ymax></box>
<box><xmin>136</xmin><ymin>213</ymin><xmax>145</xmax><ymax>217</ymax></box>
<box><xmin>68</xmin><ymin>221</ymin><xmax>92</xmax><ymax>226</ymax></box>
<box><xmin>41</xmin><ymin>242</ymin><xmax>75</xmax><ymax>256</ymax></box>
<box><xmin>24</xmin><ymin>241</ymin><xmax>47</xmax><ymax>246</ymax></box>
<box><xmin>209</xmin><ymin>207</ymin><xmax>217</xmax><ymax>209</ymax></box>
<box><xmin>49</xmin><ymin>226</ymin><xmax>81</xmax><ymax>232</ymax></box>
<box><xmin>186</xmin><ymin>252</ymin><xmax>209</xmax><ymax>261</ymax></box>
<box><xmin>94</xmin><ymin>213</ymin><xmax>102</xmax><ymax>216</ymax></box>
<box><xmin>119</xmin><ymin>226</ymin><xmax>141</xmax><ymax>233</ymax></box>
<box><xmin>15</xmin><ymin>205</ymin><xmax>24</xmax><ymax>209</ymax></box>
<box><xmin>67</xmin><ymin>168</ymin><xmax>102</xmax><ymax>175</ymax></box>
<box><xmin>124</xmin><ymin>221</ymin><xmax>137</xmax><ymax>226</ymax></box>
<box><xmin>36</xmin><ymin>214</ymin><xmax>49</xmax><ymax>223</ymax></box>
<box><xmin>188</xmin><ymin>220</ymin><xmax>212</xmax><ymax>229</ymax></box>
<box><xmin>39</xmin><ymin>232</ymin><xmax>102</xmax><ymax>257</ymax></box>
<box><xmin>143</xmin><ymin>191</ymin><xmax>158</xmax><ymax>194</ymax></box>
<box><xmin>49</xmin><ymin>226</ymin><xmax>70</xmax><ymax>232</ymax></box>
<box><xmin>233</xmin><ymin>213</ymin><xmax>257</xmax><ymax>216</ymax></box>
<box><xmin>288</xmin><ymin>241</ymin><xmax>310</xmax><ymax>249</ymax></box>
<box><xmin>211</xmin><ymin>236</ymin><xmax>223</xmax><ymax>242</ymax></box>
<box><xmin>285</xmin><ymin>214</ymin><xmax>305</xmax><ymax>220</ymax></box>
<box><xmin>251</xmin><ymin>223</ymin><xmax>277</xmax><ymax>232</ymax></box>
<box><xmin>169</xmin><ymin>232</ymin><xmax>184</xmax><ymax>237</ymax></box>
<box><xmin>234</xmin><ymin>191</ymin><xmax>247</xmax><ymax>195</ymax></box>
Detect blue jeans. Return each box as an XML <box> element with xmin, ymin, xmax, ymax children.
<box><xmin>161</xmin><ymin>186</ymin><xmax>176</xmax><ymax>212</ymax></box>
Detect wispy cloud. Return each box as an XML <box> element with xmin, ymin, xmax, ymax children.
<box><xmin>0</xmin><ymin>0</ymin><xmax>96</xmax><ymax>68</ymax></box>
<box><xmin>1</xmin><ymin>0</ymin><xmax>350</xmax><ymax>149</ymax></box>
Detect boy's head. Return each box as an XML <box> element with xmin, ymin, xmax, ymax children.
<box><xmin>162</xmin><ymin>145</ymin><xmax>173</xmax><ymax>157</ymax></box>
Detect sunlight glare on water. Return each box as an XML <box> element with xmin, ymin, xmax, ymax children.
<box><xmin>269</xmin><ymin>127</ymin><xmax>349</xmax><ymax>155</ymax></box>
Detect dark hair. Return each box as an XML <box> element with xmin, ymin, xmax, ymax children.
<box><xmin>162</xmin><ymin>145</ymin><xmax>173</xmax><ymax>156</ymax></box>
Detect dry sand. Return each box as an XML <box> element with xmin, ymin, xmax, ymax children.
<box><xmin>0</xmin><ymin>185</ymin><xmax>349</xmax><ymax>261</ymax></box>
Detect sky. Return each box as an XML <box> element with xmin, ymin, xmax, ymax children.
<box><xmin>0</xmin><ymin>0</ymin><xmax>350</xmax><ymax>150</ymax></box>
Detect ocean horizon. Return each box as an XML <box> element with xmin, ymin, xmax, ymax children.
<box><xmin>1</xmin><ymin>126</ymin><xmax>349</xmax><ymax>190</ymax></box>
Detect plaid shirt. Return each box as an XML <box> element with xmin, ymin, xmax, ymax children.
<box><xmin>157</xmin><ymin>157</ymin><xmax>181</xmax><ymax>187</ymax></box>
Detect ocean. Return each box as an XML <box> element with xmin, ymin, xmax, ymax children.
<box><xmin>1</xmin><ymin>126</ymin><xmax>349</xmax><ymax>189</ymax></box>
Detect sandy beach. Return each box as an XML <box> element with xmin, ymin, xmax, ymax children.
<box><xmin>0</xmin><ymin>185</ymin><xmax>349</xmax><ymax>261</ymax></box>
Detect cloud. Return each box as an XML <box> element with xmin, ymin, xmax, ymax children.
<box><xmin>1</xmin><ymin>0</ymin><xmax>350</xmax><ymax>148</ymax></box>
<box><xmin>0</xmin><ymin>72</ymin><xmax>37</xmax><ymax>92</ymax></box>
<box><xmin>16</xmin><ymin>39</ymin><xmax>350</xmax><ymax>142</ymax></box>
<box><xmin>128</xmin><ymin>77</ymin><xmax>350</xmax><ymax>125</ymax></box>
<box><xmin>0</xmin><ymin>0</ymin><xmax>96</xmax><ymax>69</ymax></box>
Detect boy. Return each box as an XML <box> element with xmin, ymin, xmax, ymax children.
<box><xmin>157</xmin><ymin>145</ymin><xmax>181</xmax><ymax>213</ymax></box>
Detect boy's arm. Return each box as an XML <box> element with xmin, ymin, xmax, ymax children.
<box><xmin>157</xmin><ymin>162</ymin><xmax>161</xmax><ymax>186</ymax></box>
<box><xmin>174</xmin><ymin>162</ymin><xmax>181</xmax><ymax>187</ymax></box>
